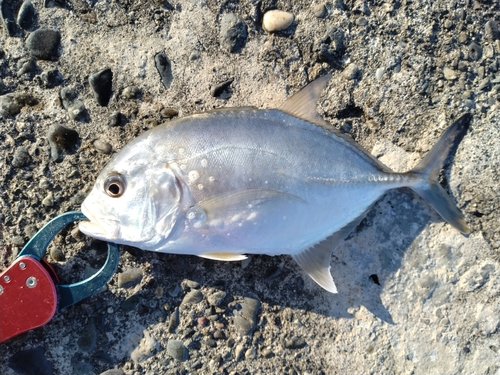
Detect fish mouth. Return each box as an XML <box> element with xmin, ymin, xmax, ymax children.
<box><xmin>79</xmin><ymin>203</ymin><xmax>120</xmax><ymax>241</ymax></box>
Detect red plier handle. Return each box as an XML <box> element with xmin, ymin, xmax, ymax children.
<box><xmin>0</xmin><ymin>212</ymin><xmax>119</xmax><ymax>343</ymax></box>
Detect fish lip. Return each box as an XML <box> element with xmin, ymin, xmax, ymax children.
<box><xmin>79</xmin><ymin>202</ymin><xmax>120</xmax><ymax>240</ymax></box>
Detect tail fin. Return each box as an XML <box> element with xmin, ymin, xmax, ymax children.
<box><xmin>408</xmin><ymin>114</ymin><xmax>471</xmax><ymax>234</ymax></box>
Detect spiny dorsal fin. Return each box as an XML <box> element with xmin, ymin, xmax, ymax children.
<box><xmin>198</xmin><ymin>252</ymin><xmax>248</xmax><ymax>261</ymax></box>
<box><xmin>279</xmin><ymin>74</ymin><xmax>332</xmax><ymax>127</ymax></box>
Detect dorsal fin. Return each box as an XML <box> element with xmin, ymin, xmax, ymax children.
<box><xmin>279</xmin><ymin>74</ymin><xmax>332</xmax><ymax>126</ymax></box>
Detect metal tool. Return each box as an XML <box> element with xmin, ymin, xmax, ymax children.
<box><xmin>0</xmin><ymin>211</ymin><xmax>119</xmax><ymax>343</ymax></box>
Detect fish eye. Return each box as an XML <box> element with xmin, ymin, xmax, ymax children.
<box><xmin>104</xmin><ymin>175</ymin><xmax>126</xmax><ymax>197</ymax></box>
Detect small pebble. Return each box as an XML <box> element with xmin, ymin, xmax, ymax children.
<box><xmin>203</xmin><ymin>338</ymin><xmax>217</xmax><ymax>347</ymax></box>
<box><xmin>263</xmin><ymin>10</ymin><xmax>294</xmax><ymax>32</ymax></box>
<box><xmin>160</xmin><ymin>107</ymin><xmax>178</xmax><ymax>118</ymax></box>
<box><xmin>108</xmin><ymin>112</ymin><xmax>123</xmax><ymax>127</ymax></box>
<box><xmin>220</xmin><ymin>13</ymin><xmax>248</xmax><ymax>53</ymax></box>
<box><xmin>24</xmin><ymin>224</ymin><xmax>37</xmax><ymax>238</ymax></box>
<box><xmin>166</xmin><ymin>340</ymin><xmax>188</xmax><ymax>362</ymax></box>
<box><xmin>60</xmin><ymin>87</ymin><xmax>86</xmax><ymax>121</ymax></box>
<box><xmin>375</xmin><ymin>67</ymin><xmax>385</xmax><ymax>80</ymax></box>
<box><xmin>49</xmin><ymin>246</ymin><xmax>65</xmax><ymax>261</ymax></box>
<box><xmin>41</xmin><ymin>69</ymin><xmax>63</xmax><ymax>87</ymax></box>
<box><xmin>77</xmin><ymin>319</ymin><xmax>97</xmax><ymax>353</ymax></box>
<box><xmin>168</xmin><ymin>307</ymin><xmax>179</xmax><ymax>333</ymax></box>
<box><xmin>181</xmin><ymin>289</ymin><xmax>203</xmax><ymax>305</ymax></box>
<box><xmin>17</xmin><ymin>0</ymin><xmax>37</xmax><ymax>31</ymax></box>
<box><xmin>207</xmin><ymin>290</ymin><xmax>227</xmax><ymax>306</ymax></box>
<box><xmin>183</xmin><ymin>279</ymin><xmax>200</xmax><ymax>289</ymax></box>
<box><xmin>210</xmin><ymin>78</ymin><xmax>234</xmax><ymax>97</ymax></box>
<box><xmin>25</xmin><ymin>28</ymin><xmax>61</xmax><ymax>60</ymax></box>
<box><xmin>42</xmin><ymin>192</ymin><xmax>54</xmax><ymax>207</ymax></box>
<box><xmin>484</xmin><ymin>19</ymin><xmax>499</xmax><ymax>41</ymax></box>
<box><xmin>235</xmin><ymin>343</ymin><xmax>245</xmax><ymax>361</ymax></box>
<box><xmin>245</xmin><ymin>347</ymin><xmax>257</xmax><ymax>359</ymax></box>
<box><xmin>47</xmin><ymin>123</ymin><xmax>80</xmax><ymax>161</ymax></box>
<box><xmin>12</xmin><ymin>146</ymin><xmax>31</xmax><ymax>167</ymax></box>
<box><xmin>261</xmin><ymin>347</ymin><xmax>273</xmax><ymax>358</ymax></box>
<box><xmin>8</xmin><ymin>347</ymin><xmax>54</xmax><ymax>375</ymax></box>
<box><xmin>443</xmin><ymin>67</ymin><xmax>458</xmax><ymax>80</ymax></box>
<box><xmin>313</xmin><ymin>4</ymin><xmax>327</xmax><ymax>18</ymax></box>
<box><xmin>468</xmin><ymin>42</ymin><xmax>482</xmax><ymax>61</ymax></box>
<box><xmin>121</xmin><ymin>85</ymin><xmax>139</xmax><ymax>99</ymax></box>
<box><xmin>94</xmin><ymin>140</ymin><xmax>112</xmax><ymax>154</ymax></box>
<box><xmin>234</xmin><ymin>296</ymin><xmax>260</xmax><ymax>335</ymax></box>
<box><xmin>343</xmin><ymin>63</ymin><xmax>360</xmax><ymax>80</ymax></box>
<box><xmin>478</xmin><ymin>78</ymin><xmax>491</xmax><ymax>91</ymax></box>
<box><xmin>17</xmin><ymin>59</ymin><xmax>37</xmax><ymax>77</ymax></box>
<box><xmin>154</xmin><ymin>52</ymin><xmax>173</xmax><ymax>89</ymax></box>
<box><xmin>284</xmin><ymin>336</ymin><xmax>306</xmax><ymax>349</ymax></box>
<box><xmin>117</xmin><ymin>268</ymin><xmax>143</xmax><ymax>288</ymax></box>
<box><xmin>121</xmin><ymin>294</ymin><xmax>140</xmax><ymax>312</ymax></box>
<box><xmin>89</xmin><ymin>68</ymin><xmax>113</xmax><ymax>106</ymax></box>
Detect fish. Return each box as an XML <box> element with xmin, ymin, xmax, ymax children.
<box><xmin>79</xmin><ymin>75</ymin><xmax>471</xmax><ymax>294</ymax></box>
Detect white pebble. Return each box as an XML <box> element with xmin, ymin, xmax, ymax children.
<box><xmin>375</xmin><ymin>67</ymin><xmax>385</xmax><ymax>80</ymax></box>
<box><xmin>262</xmin><ymin>10</ymin><xmax>294</xmax><ymax>33</ymax></box>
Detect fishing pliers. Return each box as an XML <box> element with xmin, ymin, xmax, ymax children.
<box><xmin>0</xmin><ymin>212</ymin><xmax>119</xmax><ymax>343</ymax></box>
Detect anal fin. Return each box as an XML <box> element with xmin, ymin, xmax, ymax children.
<box><xmin>292</xmin><ymin>213</ymin><xmax>368</xmax><ymax>294</ymax></box>
<box><xmin>198</xmin><ymin>252</ymin><xmax>248</xmax><ymax>261</ymax></box>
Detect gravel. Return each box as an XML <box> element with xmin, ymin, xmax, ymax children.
<box><xmin>0</xmin><ymin>1</ymin><xmax>499</xmax><ymax>374</ymax></box>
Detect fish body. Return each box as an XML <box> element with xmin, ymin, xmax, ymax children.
<box><xmin>80</xmin><ymin>75</ymin><xmax>471</xmax><ymax>293</ymax></box>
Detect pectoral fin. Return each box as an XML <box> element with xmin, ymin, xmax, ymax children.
<box><xmin>292</xmin><ymin>214</ymin><xmax>367</xmax><ymax>294</ymax></box>
<box><xmin>198</xmin><ymin>252</ymin><xmax>248</xmax><ymax>261</ymax></box>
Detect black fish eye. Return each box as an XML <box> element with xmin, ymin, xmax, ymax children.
<box><xmin>104</xmin><ymin>175</ymin><xmax>126</xmax><ymax>197</ymax></box>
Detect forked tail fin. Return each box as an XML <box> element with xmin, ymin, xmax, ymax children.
<box><xmin>408</xmin><ymin>114</ymin><xmax>472</xmax><ymax>234</ymax></box>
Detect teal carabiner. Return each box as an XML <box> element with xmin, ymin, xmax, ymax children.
<box><xmin>17</xmin><ymin>211</ymin><xmax>119</xmax><ymax>310</ymax></box>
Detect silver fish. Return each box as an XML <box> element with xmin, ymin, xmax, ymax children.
<box><xmin>79</xmin><ymin>75</ymin><xmax>470</xmax><ymax>293</ymax></box>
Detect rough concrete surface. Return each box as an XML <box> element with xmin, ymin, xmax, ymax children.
<box><xmin>0</xmin><ymin>1</ymin><xmax>499</xmax><ymax>374</ymax></box>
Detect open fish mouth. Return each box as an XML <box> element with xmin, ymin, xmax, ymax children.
<box><xmin>79</xmin><ymin>203</ymin><xmax>120</xmax><ymax>241</ymax></box>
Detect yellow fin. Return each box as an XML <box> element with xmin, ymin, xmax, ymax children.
<box><xmin>198</xmin><ymin>252</ymin><xmax>248</xmax><ymax>261</ymax></box>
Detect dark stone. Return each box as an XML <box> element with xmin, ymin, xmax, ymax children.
<box><xmin>40</xmin><ymin>69</ymin><xmax>64</xmax><ymax>87</ymax></box>
<box><xmin>26</xmin><ymin>28</ymin><xmax>61</xmax><ymax>60</ymax></box>
<box><xmin>0</xmin><ymin>92</ymin><xmax>38</xmax><ymax>117</ymax></box>
<box><xmin>154</xmin><ymin>52</ymin><xmax>173</xmax><ymax>89</ymax></box>
<box><xmin>60</xmin><ymin>87</ymin><xmax>87</xmax><ymax>120</ymax></box>
<box><xmin>468</xmin><ymin>42</ymin><xmax>482</xmax><ymax>61</ymax></box>
<box><xmin>284</xmin><ymin>336</ymin><xmax>307</xmax><ymax>349</ymax></box>
<box><xmin>77</xmin><ymin>319</ymin><xmax>97</xmax><ymax>353</ymax></box>
<box><xmin>120</xmin><ymin>294</ymin><xmax>140</xmax><ymax>312</ymax></box>
<box><xmin>44</xmin><ymin>0</ymin><xmax>72</xmax><ymax>9</ymax></box>
<box><xmin>8</xmin><ymin>346</ymin><xmax>54</xmax><ymax>375</ymax></box>
<box><xmin>315</xmin><ymin>27</ymin><xmax>345</xmax><ymax>66</ymax></box>
<box><xmin>12</xmin><ymin>146</ymin><xmax>31</xmax><ymax>167</ymax></box>
<box><xmin>17</xmin><ymin>58</ymin><xmax>37</xmax><ymax>77</ymax></box>
<box><xmin>108</xmin><ymin>112</ymin><xmax>123</xmax><ymax>127</ymax></box>
<box><xmin>220</xmin><ymin>13</ymin><xmax>247</xmax><ymax>53</ymax></box>
<box><xmin>47</xmin><ymin>123</ymin><xmax>80</xmax><ymax>161</ymax></box>
<box><xmin>0</xmin><ymin>0</ymin><xmax>20</xmax><ymax>36</ymax></box>
<box><xmin>17</xmin><ymin>0</ymin><xmax>37</xmax><ymax>31</ymax></box>
<box><xmin>210</xmin><ymin>78</ymin><xmax>234</xmax><ymax>97</ymax></box>
<box><xmin>166</xmin><ymin>340</ymin><xmax>188</xmax><ymax>362</ymax></box>
<box><xmin>89</xmin><ymin>68</ymin><xmax>113</xmax><ymax>106</ymax></box>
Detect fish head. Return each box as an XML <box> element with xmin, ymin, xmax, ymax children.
<box><xmin>79</xmin><ymin>149</ymin><xmax>182</xmax><ymax>249</ymax></box>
